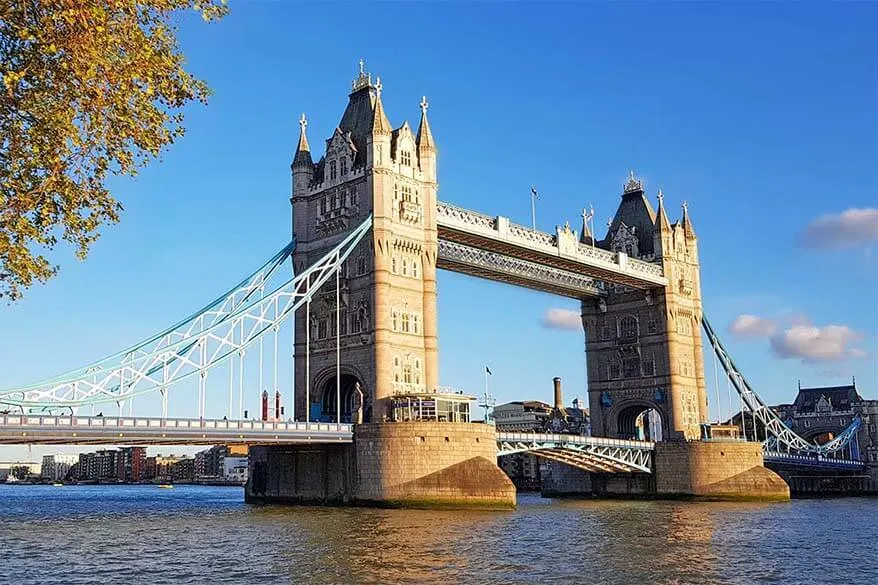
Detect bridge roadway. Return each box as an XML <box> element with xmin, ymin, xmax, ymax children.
<box><xmin>436</xmin><ymin>201</ymin><xmax>667</xmax><ymax>298</ymax></box>
<box><xmin>0</xmin><ymin>416</ymin><xmax>860</xmax><ymax>473</ymax></box>
<box><xmin>0</xmin><ymin>414</ymin><xmax>354</xmax><ymax>446</ymax></box>
<box><xmin>0</xmin><ymin>416</ymin><xmax>656</xmax><ymax>471</ymax></box>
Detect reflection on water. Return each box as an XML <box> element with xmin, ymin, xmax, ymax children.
<box><xmin>0</xmin><ymin>486</ymin><xmax>876</xmax><ymax>585</ymax></box>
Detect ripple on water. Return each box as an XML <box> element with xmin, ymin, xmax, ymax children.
<box><xmin>1</xmin><ymin>486</ymin><xmax>877</xmax><ymax>585</ymax></box>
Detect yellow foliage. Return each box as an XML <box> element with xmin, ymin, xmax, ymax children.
<box><xmin>0</xmin><ymin>0</ymin><xmax>228</xmax><ymax>300</ymax></box>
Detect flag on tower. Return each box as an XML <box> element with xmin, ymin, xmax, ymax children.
<box><xmin>530</xmin><ymin>186</ymin><xmax>538</xmax><ymax>199</ymax></box>
<box><xmin>486</xmin><ymin>366</ymin><xmax>492</xmax><ymax>376</ymax></box>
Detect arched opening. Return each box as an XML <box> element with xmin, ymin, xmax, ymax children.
<box><xmin>617</xmin><ymin>405</ymin><xmax>663</xmax><ymax>441</ymax></box>
<box><xmin>319</xmin><ymin>374</ymin><xmax>364</xmax><ymax>423</ymax></box>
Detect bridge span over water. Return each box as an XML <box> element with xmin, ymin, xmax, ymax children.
<box><xmin>0</xmin><ymin>65</ymin><xmax>868</xmax><ymax>504</ymax></box>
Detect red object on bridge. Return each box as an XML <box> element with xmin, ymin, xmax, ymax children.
<box><xmin>261</xmin><ymin>390</ymin><xmax>269</xmax><ymax>421</ymax></box>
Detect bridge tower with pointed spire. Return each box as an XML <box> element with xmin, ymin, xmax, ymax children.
<box><xmin>290</xmin><ymin>61</ymin><xmax>439</xmax><ymax>423</ymax></box>
<box><xmin>581</xmin><ymin>173</ymin><xmax>709</xmax><ymax>441</ymax></box>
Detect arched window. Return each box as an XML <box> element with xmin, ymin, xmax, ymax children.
<box><xmin>329</xmin><ymin>161</ymin><xmax>337</xmax><ymax>181</ymax></box>
<box><xmin>619</xmin><ymin>316</ymin><xmax>638</xmax><ymax>338</ymax></box>
<box><xmin>340</xmin><ymin>157</ymin><xmax>347</xmax><ymax>176</ymax></box>
<box><xmin>412</xmin><ymin>315</ymin><xmax>420</xmax><ymax>334</ymax></box>
<box><xmin>401</xmin><ymin>313</ymin><xmax>410</xmax><ymax>333</ymax></box>
<box><xmin>403</xmin><ymin>364</ymin><xmax>413</xmax><ymax>383</ymax></box>
<box><xmin>392</xmin><ymin>310</ymin><xmax>399</xmax><ymax>331</ymax></box>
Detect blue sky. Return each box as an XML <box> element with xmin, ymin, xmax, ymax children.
<box><xmin>1</xmin><ymin>2</ymin><xmax>876</xmax><ymax>459</ymax></box>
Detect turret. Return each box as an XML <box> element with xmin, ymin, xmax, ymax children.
<box><xmin>680</xmin><ymin>201</ymin><xmax>697</xmax><ymax>240</ymax></box>
<box><xmin>367</xmin><ymin>77</ymin><xmax>392</xmax><ymax>169</ymax></box>
<box><xmin>580</xmin><ymin>206</ymin><xmax>594</xmax><ymax>245</ymax></box>
<box><xmin>653</xmin><ymin>189</ymin><xmax>672</xmax><ymax>257</ymax></box>
<box><xmin>291</xmin><ymin>113</ymin><xmax>314</xmax><ymax>196</ymax></box>
<box><xmin>416</xmin><ymin>96</ymin><xmax>436</xmax><ymax>181</ymax></box>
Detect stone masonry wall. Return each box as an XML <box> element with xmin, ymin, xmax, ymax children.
<box><xmin>355</xmin><ymin>422</ymin><xmax>515</xmax><ymax>508</ymax></box>
<box><xmin>655</xmin><ymin>441</ymin><xmax>789</xmax><ymax>501</ymax></box>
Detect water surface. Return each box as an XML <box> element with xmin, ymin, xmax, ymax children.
<box><xmin>1</xmin><ymin>485</ymin><xmax>876</xmax><ymax>584</ymax></box>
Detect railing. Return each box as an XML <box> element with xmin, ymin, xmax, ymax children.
<box><xmin>389</xmin><ymin>383</ymin><xmax>470</xmax><ymax>396</ymax></box>
<box><xmin>436</xmin><ymin>201</ymin><xmax>665</xmax><ymax>283</ymax></box>
<box><xmin>764</xmin><ymin>451</ymin><xmax>866</xmax><ymax>468</ymax></box>
<box><xmin>0</xmin><ymin>414</ymin><xmax>352</xmax><ymax>434</ymax></box>
<box><xmin>497</xmin><ymin>431</ymin><xmax>655</xmax><ymax>451</ymax></box>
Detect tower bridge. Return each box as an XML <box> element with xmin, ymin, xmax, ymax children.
<box><xmin>1</xmin><ymin>63</ymin><xmax>867</xmax><ymax>505</ymax></box>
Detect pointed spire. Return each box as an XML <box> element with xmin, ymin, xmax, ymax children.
<box><xmin>416</xmin><ymin>95</ymin><xmax>436</xmax><ymax>152</ymax></box>
<box><xmin>370</xmin><ymin>77</ymin><xmax>392</xmax><ymax>136</ymax></box>
<box><xmin>293</xmin><ymin>113</ymin><xmax>312</xmax><ymax>165</ymax></box>
<box><xmin>654</xmin><ymin>189</ymin><xmax>671</xmax><ymax>232</ymax></box>
<box><xmin>580</xmin><ymin>206</ymin><xmax>594</xmax><ymax>244</ymax></box>
<box><xmin>681</xmin><ymin>200</ymin><xmax>696</xmax><ymax>239</ymax></box>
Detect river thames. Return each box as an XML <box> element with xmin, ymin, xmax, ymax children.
<box><xmin>0</xmin><ymin>485</ymin><xmax>876</xmax><ymax>584</ymax></box>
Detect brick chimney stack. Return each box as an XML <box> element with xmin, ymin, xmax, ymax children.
<box><xmin>553</xmin><ymin>377</ymin><xmax>563</xmax><ymax>410</ymax></box>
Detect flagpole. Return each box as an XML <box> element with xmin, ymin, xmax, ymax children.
<box><xmin>485</xmin><ymin>366</ymin><xmax>489</xmax><ymax>401</ymax></box>
<box><xmin>530</xmin><ymin>186</ymin><xmax>537</xmax><ymax>230</ymax></box>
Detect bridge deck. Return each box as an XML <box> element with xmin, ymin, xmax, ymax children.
<box><xmin>0</xmin><ymin>415</ymin><xmax>353</xmax><ymax>445</ymax></box>
<box><xmin>436</xmin><ymin>202</ymin><xmax>667</xmax><ymax>295</ymax></box>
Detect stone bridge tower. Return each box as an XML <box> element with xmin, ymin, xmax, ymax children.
<box><xmin>581</xmin><ymin>174</ymin><xmax>708</xmax><ymax>440</ymax></box>
<box><xmin>290</xmin><ymin>63</ymin><xmax>438</xmax><ymax>422</ymax></box>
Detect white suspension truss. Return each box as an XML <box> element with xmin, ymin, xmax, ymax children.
<box><xmin>496</xmin><ymin>432</ymin><xmax>654</xmax><ymax>473</ymax></box>
<box><xmin>702</xmin><ymin>317</ymin><xmax>861</xmax><ymax>456</ymax></box>
<box><xmin>0</xmin><ymin>217</ymin><xmax>373</xmax><ymax>413</ymax></box>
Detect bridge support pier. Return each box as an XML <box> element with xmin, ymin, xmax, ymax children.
<box><xmin>654</xmin><ymin>441</ymin><xmax>789</xmax><ymax>501</ymax></box>
<box><xmin>246</xmin><ymin>422</ymin><xmax>516</xmax><ymax>509</ymax></box>
<box><xmin>540</xmin><ymin>441</ymin><xmax>790</xmax><ymax>501</ymax></box>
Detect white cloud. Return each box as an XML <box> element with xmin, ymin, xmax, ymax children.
<box><xmin>541</xmin><ymin>308</ymin><xmax>582</xmax><ymax>331</ymax></box>
<box><xmin>728</xmin><ymin>314</ymin><xmax>777</xmax><ymax>339</ymax></box>
<box><xmin>769</xmin><ymin>324</ymin><xmax>865</xmax><ymax>363</ymax></box>
<box><xmin>799</xmin><ymin>208</ymin><xmax>878</xmax><ymax>249</ymax></box>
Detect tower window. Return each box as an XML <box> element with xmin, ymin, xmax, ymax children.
<box><xmin>340</xmin><ymin>158</ymin><xmax>347</xmax><ymax>176</ymax></box>
<box><xmin>392</xmin><ymin>310</ymin><xmax>399</xmax><ymax>331</ymax></box>
<box><xmin>402</xmin><ymin>258</ymin><xmax>408</xmax><ymax>276</ymax></box>
<box><xmin>619</xmin><ymin>316</ymin><xmax>638</xmax><ymax>338</ymax></box>
<box><xmin>320</xmin><ymin>198</ymin><xmax>327</xmax><ymax>214</ymax></box>
<box><xmin>642</xmin><ymin>354</ymin><xmax>656</xmax><ymax>376</ymax></box>
<box><xmin>357</xmin><ymin>256</ymin><xmax>366</xmax><ymax>275</ymax></box>
<box><xmin>401</xmin><ymin>313</ymin><xmax>410</xmax><ymax>333</ymax></box>
<box><xmin>608</xmin><ymin>362</ymin><xmax>621</xmax><ymax>380</ymax></box>
<box><xmin>329</xmin><ymin>161</ymin><xmax>337</xmax><ymax>181</ymax></box>
<box><xmin>391</xmin><ymin>256</ymin><xmax>398</xmax><ymax>274</ymax></box>
<box><xmin>412</xmin><ymin>260</ymin><xmax>419</xmax><ymax>278</ymax></box>
<box><xmin>623</xmin><ymin>357</ymin><xmax>641</xmax><ymax>378</ymax></box>
<box><xmin>331</xmin><ymin>193</ymin><xmax>338</xmax><ymax>209</ymax></box>
<box><xmin>413</xmin><ymin>314</ymin><xmax>420</xmax><ymax>334</ymax></box>
<box><xmin>401</xmin><ymin>151</ymin><xmax>411</xmax><ymax>166</ymax></box>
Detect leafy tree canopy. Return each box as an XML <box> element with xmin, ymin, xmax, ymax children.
<box><xmin>0</xmin><ymin>0</ymin><xmax>227</xmax><ymax>300</ymax></box>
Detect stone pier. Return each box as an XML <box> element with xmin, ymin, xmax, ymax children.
<box><xmin>542</xmin><ymin>440</ymin><xmax>790</xmax><ymax>501</ymax></box>
<box><xmin>246</xmin><ymin>422</ymin><xmax>516</xmax><ymax>509</ymax></box>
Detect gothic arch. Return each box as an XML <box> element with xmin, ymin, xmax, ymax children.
<box><xmin>607</xmin><ymin>398</ymin><xmax>668</xmax><ymax>441</ymax></box>
<box><xmin>312</xmin><ymin>364</ymin><xmax>370</xmax><ymax>423</ymax></box>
